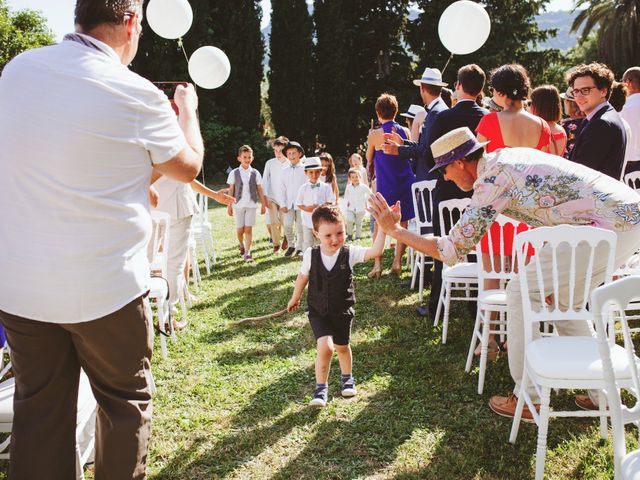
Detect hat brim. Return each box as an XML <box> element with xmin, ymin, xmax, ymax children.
<box><xmin>428</xmin><ymin>140</ymin><xmax>490</xmax><ymax>174</ymax></box>
<box><xmin>305</xmin><ymin>166</ymin><xmax>322</xmax><ymax>171</ymax></box>
<box><xmin>399</xmin><ymin>113</ymin><xmax>416</xmax><ymax>119</ymax></box>
<box><xmin>413</xmin><ymin>79</ymin><xmax>449</xmax><ymax>87</ymax></box>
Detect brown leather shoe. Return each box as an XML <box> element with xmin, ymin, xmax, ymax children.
<box><xmin>575</xmin><ymin>394</ymin><xmax>605</xmax><ymax>411</ymax></box>
<box><xmin>489</xmin><ymin>394</ymin><xmax>539</xmax><ymax>422</ymax></box>
<box><xmin>173</xmin><ymin>318</ymin><xmax>188</xmax><ymax>331</ymax></box>
<box><xmin>281</xmin><ymin>238</ymin><xmax>288</xmax><ymax>251</ymax></box>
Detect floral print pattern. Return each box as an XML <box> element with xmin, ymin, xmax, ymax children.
<box><xmin>437</xmin><ymin>148</ymin><xmax>640</xmax><ymax>266</ymax></box>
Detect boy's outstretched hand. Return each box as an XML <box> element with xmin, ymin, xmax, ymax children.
<box><xmin>226</xmin><ymin>204</ymin><xmax>233</xmax><ymax>217</ymax></box>
<box><xmin>287</xmin><ymin>298</ymin><xmax>300</xmax><ymax>312</ymax></box>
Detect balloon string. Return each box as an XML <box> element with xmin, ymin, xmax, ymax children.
<box><xmin>177</xmin><ymin>37</ymin><xmax>189</xmax><ymax>64</ymax></box>
<box><xmin>442</xmin><ymin>53</ymin><xmax>454</xmax><ymax>75</ymax></box>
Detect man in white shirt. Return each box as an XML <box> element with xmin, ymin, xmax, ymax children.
<box><xmin>262</xmin><ymin>136</ymin><xmax>290</xmax><ymax>253</ymax></box>
<box><xmin>622</xmin><ymin>67</ymin><xmax>640</xmax><ymax>176</ymax></box>
<box><xmin>0</xmin><ymin>1</ymin><xmax>203</xmax><ymax>478</ymax></box>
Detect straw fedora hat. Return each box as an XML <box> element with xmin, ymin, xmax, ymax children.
<box><xmin>429</xmin><ymin>127</ymin><xmax>489</xmax><ymax>173</ymax></box>
<box><xmin>413</xmin><ymin>67</ymin><xmax>448</xmax><ymax>87</ymax></box>
<box><xmin>303</xmin><ymin>156</ymin><xmax>322</xmax><ymax>171</ymax></box>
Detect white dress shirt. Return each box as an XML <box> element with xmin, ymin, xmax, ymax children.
<box><xmin>262</xmin><ymin>156</ymin><xmax>290</xmax><ymax>205</ymax></box>
<box><xmin>296</xmin><ymin>181</ymin><xmax>336</xmax><ymax>228</ymax></box>
<box><xmin>621</xmin><ymin>94</ymin><xmax>640</xmax><ymax>161</ymax></box>
<box><xmin>344</xmin><ymin>183</ymin><xmax>373</xmax><ymax>213</ymax></box>
<box><xmin>226</xmin><ymin>166</ymin><xmax>263</xmax><ymax>209</ymax></box>
<box><xmin>281</xmin><ymin>162</ymin><xmax>308</xmax><ymax>210</ymax></box>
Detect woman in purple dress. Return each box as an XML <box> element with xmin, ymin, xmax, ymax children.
<box><xmin>366</xmin><ymin>93</ymin><xmax>415</xmax><ymax>278</ymax></box>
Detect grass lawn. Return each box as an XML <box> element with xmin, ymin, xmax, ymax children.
<box><xmin>1</xmin><ymin>199</ymin><xmax>629</xmax><ymax>479</ymax></box>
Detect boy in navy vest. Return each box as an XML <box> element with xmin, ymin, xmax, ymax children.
<box><xmin>226</xmin><ymin>145</ymin><xmax>268</xmax><ymax>262</ymax></box>
<box><xmin>287</xmin><ymin>204</ymin><xmax>388</xmax><ymax>406</ymax></box>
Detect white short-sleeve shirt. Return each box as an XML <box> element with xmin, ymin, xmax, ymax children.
<box><xmin>344</xmin><ymin>184</ymin><xmax>373</xmax><ymax>213</ymax></box>
<box><xmin>227</xmin><ymin>166</ymin><xmax>263</xmax><ymax>209</ymax></box>
<box><xmin>0</xmin><ymin>36</ymin><xmax>186</xmax><ymax>323</ymax></box>
<box><xmin>300</xmin><ymin>245</ymin><xmax>368</xmax><ymax>276</ymax></box>
<box><xmin>296</xmin><ymin>181</ymin><xmax>336</xmax><ymax>228</ymax></box>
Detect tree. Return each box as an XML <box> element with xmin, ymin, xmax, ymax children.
<box><xmin>0</xmin><ymin>0</ymin><xmax>55</xmax><ymax>72</ymax></box>
<box><xmin>571</xmin><ymin>0</ymin><xmax>640</xmax><ymax>76</ymax></box>
<box><xmin>407</xmin><ymin>0</ymin><xmax>561</xmax><ymax>89</ymax></box>
<box><xmin>313</xmin><ymin>0</ymin><xmax>413</xmax><ymax>158</ymax></box>
<box><xmin>131</xmin><ymin>0</ymin><xmax>267</xmax><ymax>175</ymax></box>
<box><xmin>268</xmin><ymin>0</ymin><xmax>315</xmax><ymax>151</ymax></box>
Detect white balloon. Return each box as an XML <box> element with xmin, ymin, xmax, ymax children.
<box><xmin>146</xmin><ymin>0</ymin><xmax>193</xmax><ymax>40</ymax></box>
<box><xmin>438</xmin><ymin>1</ymin><xmax>491</xmax><ymax>55</ymax></box>
<box><xmin>188</xmin><ymin>46</ymin><xmax>231</xmax><ymax>90</ymax></box>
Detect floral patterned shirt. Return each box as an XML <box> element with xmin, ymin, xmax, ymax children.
<box><xmin>437</xmin><ymin>148</ymin><xmax>640</xmax><ymax>266</ymax></box>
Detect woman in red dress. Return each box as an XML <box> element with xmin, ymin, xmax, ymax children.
<box><xmin>474</xmin><ymin>64</ymin><xmax>550</xmax><ymax>357</ymax></box>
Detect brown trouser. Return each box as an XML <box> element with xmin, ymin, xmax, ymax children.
<box><xmin>0</xmin><ymin>296</ymin><xmax>154</xmax><ymax>480</ymax></box>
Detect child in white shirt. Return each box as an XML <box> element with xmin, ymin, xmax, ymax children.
<box><xmin>226</xmin><ymin>145</ymin><xmax>267</xmax><ymax>262</ymax></box>
<box><xmin>348</xmin><ymin>153</ymin><xmax>369</xmax><ymax>187</ymax></box>
<box><xmin>344</xmin><ymin>169</ymin><xmax>373</xmax><ymax>240</ymax></box>
<box><xmin>262</xmin><ymin>136</ymin><xmax>290</xmax><ymax>253</ymax></box>
<box><xmin>296</xmin><ymin>157</ymin><xmax>336</xmax><ymax>252</ymax></box>
<box><xmin>280</xmin><ymin>141</ymin><xmax>308</xmax><ymax>257</ymax></box>
<box><xmin>287</xmin><ymin>204</ymin><xmax>386</xmax><ymax>407</ymax></box>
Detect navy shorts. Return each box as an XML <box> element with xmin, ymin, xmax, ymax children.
<box><xmin>308</xmin><ymin>308</ymin><xmax>354</xmax><ymax>346</ymax></box>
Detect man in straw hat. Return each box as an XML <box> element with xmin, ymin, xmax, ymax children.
<box><xmin>368</xmin><ymin>126</ymin><xmax>640</xmax><ymax>420</ymax></box>
<box><xmin>383</xmin><ymin>67</ymin><xmax>449</xmax><ymax>182</ymax></box>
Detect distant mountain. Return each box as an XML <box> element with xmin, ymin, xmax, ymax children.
<box><xmin>535</xmin><ymin>10</ymin><xmax>581</xmax><ymax>51</ymax></box>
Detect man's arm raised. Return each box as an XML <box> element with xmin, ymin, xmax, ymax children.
<box><xmin>153</xmin><ymin>84</ymin><xmax>204</xmax><ymax>183</ymax></box>
<box><xmin>367</xmin><ymin>193</ymin><xmax>442</xmax><ymax>261</ymax></box>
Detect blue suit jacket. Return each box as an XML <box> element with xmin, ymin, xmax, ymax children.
<box><xmin>569</xmin><ymin>104</ymin><xmax>627</xmax><ymax>180</ymax></box>
<box><xmin>398</xmin><ymin>97</ymin><xmax>448</xmax><ymax>182</ymax></box>
<box><xmin>427</xmin><ymin>100</ymin><xmax>488</xmax><ymax>201</ymax></box>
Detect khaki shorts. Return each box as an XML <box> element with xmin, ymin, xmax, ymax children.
<box><xmin>234</xmin><ymin>206</ymin><xmax>257</xmax><ymax>228</ymax></box>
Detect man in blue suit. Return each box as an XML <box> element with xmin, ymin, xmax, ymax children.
<box><xmin>568</xmin><ymin>63</ymin><xmax>627</xmax><ymax>180</ymax></box>
<box><xmin>420</xmin><ymin>64</ymin><xmax>489</xmax><ymax>319</ymax></box>
<box><xmin>384</xmin><ymin>67</ymin><xmax>449</xmax><ymax>182</ymax></box>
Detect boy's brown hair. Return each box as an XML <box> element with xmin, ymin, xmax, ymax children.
<box><xmin>375</xmin><ymin>93</ymin><xmax>399</xmax><ymax>120</ymax></box>
<box><xmin>348</xmin><ymin>168</ymin><xmax>361</xmax><ymax>178</ymax></box>
<box><xmin>312</xmin><ymin>204</ymin><xmax>345</xmax><ymax>231</ymax></box>
<box><xmin>272</xmin><ymin>136</ymin><xmax>289</xmax><ymax>147</ymax></box>
<box><xmin>237</xmin><ymin>145</ymin><xmax>253</xmax><ymax>156</ymax></box>
<box><xmin>566</xmin><ymin>63</ymin><xmax>615</xmax><ymax>97</ymax></box>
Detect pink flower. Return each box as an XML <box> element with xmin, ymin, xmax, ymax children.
<box><xmin>539</xmin><ymin>195</ymin><xmax>556</xmax><ymax>207</ymax></box>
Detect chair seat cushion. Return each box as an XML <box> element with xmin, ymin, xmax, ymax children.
<box><xmin>526</xmin><ymin>336</ymin><xmax>632</xmax><ymax>380</ymax></box>
<box><xmin>478</xmin><ymin>289</ymin><xmax>506</xmax><ymax>305</ymax></box>
<box><xmin>443</xmin><ymin>262</ymin><xmax>477</xmax><ymax>279</ymax></box>
<box><xmin>622</xmin><ymin>450</ymin><xmax>640</xmax><ymax>480</ymax></box>
<box><xmin>148</xmin><ymin>277</ymin><xmax>169</xmax><ymax>298</ymax></box>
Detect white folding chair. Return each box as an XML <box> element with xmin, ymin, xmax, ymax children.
<box><xmin>592</xmin><ymin>276</ymin><xmax>640</xmax><ymax>480</ymax></box>
<box><xmin>509</xmin><ymin>225</ymin><xmax>617</xmax><ymax>480</ymax></box>
<box><xmin>465</xmin><ymin>215</ymin><xmax>531</xmax><ymax>394</ymax></box>
<box><xmin>190</xmin><ymin>193</ymin><xmax>216</xmax><ymax>274</ymax></box>
<box><xmin>0</xmin><ymin>369</ymin><xmax>96</xmax><ymax>480</ymax></box>
<box><xmin>149</xmin><ymin>210</ymin><xmax>175</xmax><ymax>360</ymax></box>
<box><xmin>409</xmin><ymin>180</ymin><xmax>437</xmax><ymax>302</ymax></box>
<box><xmin>433</xmin><ymin>197</ymin><xmax>477</xmax><ymax>344</ymax></box>
<box><xmin>624</xmin><ymin>171</ymin><xmax>640</xmax><ymax>192</ymax></box>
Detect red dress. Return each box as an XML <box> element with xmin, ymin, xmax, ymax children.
<box><xmin>476</xmin><ymin>112</ymin><xmax>551</xmax><ymax>255</ymax></box>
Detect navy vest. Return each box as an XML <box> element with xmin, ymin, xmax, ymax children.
<box><xmin>307</xmin><ymin>246</ymin><xmax>355</xmax><ymax>316</ymax></box>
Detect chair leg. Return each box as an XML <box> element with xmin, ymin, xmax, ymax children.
<box><xmin>598</xmin><ymin>390</ymin><xmax>607</xmax><ymax>440</ymax></box>
<box><xmin>510</xmin><ymin>368</ymin><xmax>530</xmax><ymax>444</ymax></box>
<box><xmin>411</xmin><ymin>253</ymin><xmax>419</xmax><ymax>290</ymax></box>
<box><xmin>200</xmin><ymin>235</ymin><xmax>211</xmax><ymax>275</ymax></box>
<box><xmin>477</xmin><ymin>310</ymin><xmax>492</xmax><ymax>395</ymax></box>
<box><xmin>418</xmin><ymin>256</ymin><xmax>425</xmax><ymax>303</ymax></box>
<box><xmin>465</xmin><ymin>308</ymin><xmax>482</xmax><ymax>373</ymax></box>
<box><xmin>157</xmin><ymin>301</ymin><xmax>168</xmax><ymax>360</ymax></box>
<box><xmin>434</xmin><ymin>283</ymin><xmax>445</xmax><ymax>327</ymax></box>
<box><xmin>442</xmin><ymin>283</ymin><xmax>452</xmax><ymax>344</ymax></box>
<box><xmin>535</xmin><ymin>387</ymin><xmax>552</xmax><ymax>480</ymax></box>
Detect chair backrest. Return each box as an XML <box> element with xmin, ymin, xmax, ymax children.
<box><xmin>438</xmin><ymin>197</ymin><xmax>471</xmax><ymax>237</ymax></box>
<box><xmin>514</xmin><ymin>225</ymin><xmax>616</xmax><ymax>345</ymax></box>
<box><xmin>591</xmin><ymin>276</ymin><xmax>640</xmax><ymax>477</ymax></box>
<box><xmin>411</xmin><ymin>180</ymin><xmax>437</xmax><ymax>232</ymax></box>
<box><xmin>624</xmin><ymin>171</ymin><xmax>640</xmax><ymax>192</ymax></box>
<box><xmin>149</xmin><ymin>210</ymin><xmax>171</xmax><ymax>277</ymax></box>
<box><xmin>193</xmin><ymin>192</ymin><xmax>208</xmax><ymax>225</ymax></box>
<box><xmin>476</xmin><ymin>214</ymin><xmax>531</xmax><ymax>284</ymax></box>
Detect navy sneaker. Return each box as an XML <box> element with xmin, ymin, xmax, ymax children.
<box><xmin>341</xmin><ymin>376</ymin><xmax>357</xmax><ymax>398</ymax></box>
<box><xmin>309</xmin><ymin>386</ymin><xmax>328</xmax><ymax>407</ymax></box>
<box><xmin>284</xmin><ymin>247</ymin><xmax>296</xmax><ymax>257</ymax></box>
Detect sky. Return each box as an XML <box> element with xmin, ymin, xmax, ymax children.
<box><xmin>6</xmin><ymin>0</ymin><xmax>576</xmax><ymax>41</ymax></box>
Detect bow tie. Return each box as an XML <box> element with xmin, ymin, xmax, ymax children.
<box><xmin>310</xmin><ymin>183</ymin><xmax>320</xmax><ymax>189</ymax></box>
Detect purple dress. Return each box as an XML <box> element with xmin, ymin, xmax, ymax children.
<box><xmin>374</xmin><ymin>120</ymin><xmax>415</xmax><ymax>221</ymax></box>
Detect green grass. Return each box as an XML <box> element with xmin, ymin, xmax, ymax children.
<box><xmin>1</xmin><ymin>200</ymin><xmax>632</xmax><ymax>479</ymax></box>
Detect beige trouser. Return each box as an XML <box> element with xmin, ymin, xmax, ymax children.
<box><xmin>507</xmin><ymin>228</ymin><xmax>640</xmax><ymax>402</ymax></box>
<box><xmin>268</xmin><ymin>201</ymin><xmax>284</xmax><ymax>247</ymax></box>
<box><xmin>283</xmin><ymin>209</ymin><xmax>304</xmax><ymax>251</ymax></box>
<box><xmin>346</xmin><ymin>210</ymin><xmax>366</xmax><ymax>238</ymax></box>
<box><xmin>0</xmin><ymin>296</ymin><xmax>154</xmax><ymax>480</ymax></box>
<box><xmin>167</xmin><ymin>215</ymin><xmax>192</xmax><ymax>305</ymax></box>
